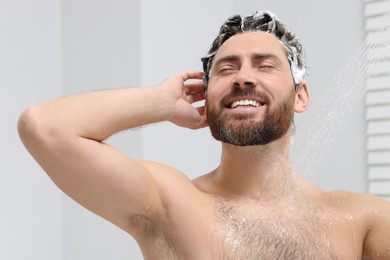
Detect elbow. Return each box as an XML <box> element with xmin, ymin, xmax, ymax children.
<box><xmin>18</xmin><ymin>106</ymin><xmax>40</xmax><ymax>144</ymax></box>
<box><xmin>18</xmin><ymin>105</ymin><xmax>51</xmax><ymax>149</ymax></box>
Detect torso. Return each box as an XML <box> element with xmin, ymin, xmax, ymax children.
<box><xmin>212</xmin><ymin>198</ymin><xmax>339</xmax><ymax>259</ymax></box>
<box><xmin>132</xmin><ymin>178</ymin><xmax>367</xmax><ymax>260</ymax></box>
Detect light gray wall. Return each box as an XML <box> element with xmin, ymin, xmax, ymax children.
<box><xmin>1</xmin><ymin>1</ymin><xmax>63</xmax><ymax>260</ymax></box>
<box><xmin>62</xmin><ymin>0</ymin><xmax>143</xmax><ymax>259</ymax></box>
<box><xmin>4</xmin><ymin>0</ymin><xmax>365</xmax><ymax>260</ymax></box>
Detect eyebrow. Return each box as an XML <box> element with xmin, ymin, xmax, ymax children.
<box><xmin>212</xmin><ymin>52</ymin><xmax>284</xmax><ymax>70</ymax></box>
<box><xmin>251</xmin><ymin>53</ymin><xmax>284</xmax><ymax>65</ymax></box>
<box><xmin>212</xmin><ymin>55</ymin><xmax>240</xmax><ymax>70</ymax></box>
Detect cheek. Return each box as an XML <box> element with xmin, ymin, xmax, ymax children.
<box><xmin>262</xmin><ymin>78</ymin><xmax>295</xmax><ymax>100</ymax></box>
<box><xmin>204</xmin><ymin>83</ymin><xmax>220</xmax><ymax>103</ymax></box>
<box><xmin>204</xmin><ymin>93</ymin><xmax>215</xmax><ymax>111</ymax></box>
<box><xmin>205</xmin><ymin>91</ymin><xmax>223</xmax><ymax>115</ymax></box>
<box><xmin>208</xmin><ymin>73</ymin><xmax>234</xmax><ymax>88</ymax></box>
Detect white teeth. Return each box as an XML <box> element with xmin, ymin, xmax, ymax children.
<box><xmin>230</xmin><ymin>100</ymin><xmax>260</xmax><ymax>108</ymax></box>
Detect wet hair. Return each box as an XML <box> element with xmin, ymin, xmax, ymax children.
<box><xmin>201</xmin><ymin>11</ymin><xmax>306</xmax><ymax>90</ymax></box>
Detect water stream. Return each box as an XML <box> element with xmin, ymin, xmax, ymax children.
<box><xmin>292</xmin><ymin>21</ymin><xmax>390</xmax><ymax>181</ymax></box>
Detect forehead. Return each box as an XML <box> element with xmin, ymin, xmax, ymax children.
<box><xmin>213</xmin><ymin>31</ymin><xmax>288</xmax><ymax>64</ymax></box>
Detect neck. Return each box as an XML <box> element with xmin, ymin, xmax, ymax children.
<box><xmin>212</xmin><ymin>134</ymin><xmax>296</xmax><ymax>202</ymax></box>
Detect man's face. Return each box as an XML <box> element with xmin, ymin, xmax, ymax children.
<box><xmin>205</xmin><ymin>31</ymin><xmax>297</xmax><ymax>146</ymax></box>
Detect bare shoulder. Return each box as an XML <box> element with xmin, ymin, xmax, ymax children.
<box><xmin>321</xmin><ymin>190</ymin><xmax>390</xmax><ymax>259</ymax></box>
<box><xmin>138</xmin><ymin>159</ymin><xmax>203</xmax><ymax>201</ymax></box>
<box><xmin>320</xmin><ymin>189</ymin><xmax>390</xmax><ymax>212</ymax></box>
<box><xmin>139</xmin><ymin>159</ymin><xmax>208</xmax><ymax>204</ymax></box>
<box><xmin>140</xmin><ymin>159</ymin><xmax>193</xmax><ymax>184</ymax></box>
<box><xmin>319</xmin><ymin>189</ymin><xmax>390</xmax><ymax>223</ymax></box>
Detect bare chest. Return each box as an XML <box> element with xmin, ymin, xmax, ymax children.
<box><xmin>208</xmin><ymin>199</ymin><xmax>359</xmax><ymax>260</ymax></box>
<box><xmin>139</xmin><ymin>199</ymin><xmax>361</xmax><ymax>260</ymax></box>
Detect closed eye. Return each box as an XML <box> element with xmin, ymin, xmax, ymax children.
<box><xmin>252</xmin><ymin>53</ymin><xmax>282</xmax><ymax>71</ymax></box>
<box><xmin>216</xmin><ymin>65</ymin><xmax>238</xmax><ymax>75</ymax></box>
<box><xmin>256</xmin><ymin>63</ymin><xmax>275</xmax><ymax>71</ymax></box>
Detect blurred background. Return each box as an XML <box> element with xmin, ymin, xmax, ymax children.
<box><xmin>2</xmin><ymin>0</ymin><xmax>389</xmax><ymax>259</ymax></box>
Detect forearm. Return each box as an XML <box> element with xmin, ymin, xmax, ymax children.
<box><xmin>18</xmin><ymin>70</ymin><xmax>206</xmax><ymax>158</ymax></box>
<box><xmin>19</xmin><ymin>86</ymin><xmax>173</xmax><ymax>142</ymax></box>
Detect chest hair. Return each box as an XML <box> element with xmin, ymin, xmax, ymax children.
<box><xmin>213</xmin><ymin>199</ymin><xmax>340</xmax><ymax>260</ymax></box>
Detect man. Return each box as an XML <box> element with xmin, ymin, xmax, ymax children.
<box><xmin>18</xmin><ymin>11</ymin><xmax>390</xmax><ymax>259</ymax></box>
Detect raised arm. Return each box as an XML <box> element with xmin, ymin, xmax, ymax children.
<box><xmin>17</xmin><ymin>70</ymin><xmax>207</xmax><ymax>232</ymax></box>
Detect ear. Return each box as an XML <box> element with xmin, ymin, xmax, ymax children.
<box><xmin>294</xmin><ymin>81</ymin><xmax>309</xmax><ymax>113</ymax></box>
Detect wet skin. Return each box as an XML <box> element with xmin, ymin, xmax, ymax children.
<box><xmin>133</xmin><ymin>172</ymin><xmax>373</xmax><ymax>259</ymax></box>
<box><xmin>131</xmin><ymin>32</ymin><xmax>390</xmax><ymax>259</ymax></box>
<box><xmin>18</xmin><ymin>31</ymin><xmax>390</xmax><ymax>259</ymax></box>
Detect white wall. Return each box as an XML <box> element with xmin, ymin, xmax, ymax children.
<box><xmin>4</xmin><ymin>0</ymin><xmax>365</xmax><ymax>259</ymax></box>
<box><xmin>1</xmin><ymin>1</ymin><xmax>63</xmax><ymax>260</ymax></box>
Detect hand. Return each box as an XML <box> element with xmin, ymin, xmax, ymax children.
<box><xmin>161</xmin><ymin>71</ymin><xmax>208</xmax><ymax>130</ymax></box>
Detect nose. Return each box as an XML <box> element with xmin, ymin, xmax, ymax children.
<box><xmin>232</xmin><ymin>67</ymin><xmax>257</xmax><ymax>89</ymax></box>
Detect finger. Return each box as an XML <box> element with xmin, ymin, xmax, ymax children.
<box><xmin>178</xmin><ymin>70</ymin><xmax>204</xmax><ymax>81</ymax></box>
<box><xmin>184</xmin><ymin>82</ymin><xmax>204</xmax><ymax>94</ymax></box>
<box><xmin>187</xmin><ymin>92</ymin><xmax>205</xmax><ymax>104</ymax></box>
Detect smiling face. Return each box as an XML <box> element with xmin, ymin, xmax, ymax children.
<box><xmin>205</xmin><ymin>31</ymin><xmax>298</xmax><ymax>146</ymax></box>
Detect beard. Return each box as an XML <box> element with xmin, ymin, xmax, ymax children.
<box><xmin>206</xmin><ymin>88</ymin><xmax>295</xmax><ymax>146</ymax></box>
